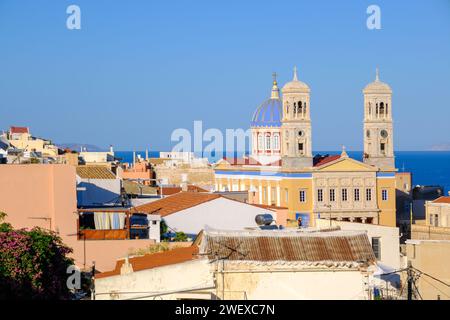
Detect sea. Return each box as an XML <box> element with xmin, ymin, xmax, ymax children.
<box><xmin>115</xmin><ymin>151</ymin><xmax>450</xmax><ymax>193</ymax></box>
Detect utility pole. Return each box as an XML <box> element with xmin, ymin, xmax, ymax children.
<box><xmin>407</xmin><ymin>261</ymin><xmax>413</xmax><ymax>300</ymax></box>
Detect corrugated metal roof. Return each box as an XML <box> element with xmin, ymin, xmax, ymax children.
<box><xmin>123</xmin><ymin>180</ymin><xmax>157</xmax><ymax>195</ymax></box>
<box><xmin>198</xmin><ymin>228</ymin><xmax>376</xmax><ymax>265</ymax></box>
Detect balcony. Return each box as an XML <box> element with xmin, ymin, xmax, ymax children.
<box><xmin>77</xmin><ymin>209</ymin><xmax>155</xmax><ymax>241</ymax></box>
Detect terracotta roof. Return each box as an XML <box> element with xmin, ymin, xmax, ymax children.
<box><xmin>198</xmin><ymin>228</ymin><xmax>376</xmax><ymax>265</ymax></box>
<box><xmin>148</xmin><ymin>158</ymin><xmax>171</xmax><ymax>165</ymax></box>
<box><xmin>313</xmin><ymin>154</ymin><xmax>341</xmax><ymax>167</ymax></box>
<box><xmin>97</xmin><ymin>229</ymin><xmax>375</xmax><ymax>278</ymax></box>
<box><xmin>96</xmin><ymin>245</ymin><xmax>199</xmax><ymax>279</ymax></box>
<box><xmin>76</xmin><ymin>166</ymin><xmax>116</xmax><ymax>179</ymax></box>
<box><xmin>222</xmin><ymin>157</ymin><xmax>262</xmax><ymax>166</ymax></box>
<box><xmin>132</xmin><ymin>192</ymin><xmax>221</xmax><ymax>217</ymax></box>
<box><xmin>10</xmin><ymin>126</ymin><xmax>29</xmax><ymax>134</ymax></box>
<box><xmin>251</xmin><ymin>203</ymin><xmax>287</xmax><ymax>210</ymax></box>
<box><xmin>432</xmin><ymin>196</ymin><xmax>450</xmax><ymax>204</ymax></box>
<box><xmin>157</xmin><ymin>185</ymin><xmax>209</xmax><ymax>196</ymax></box>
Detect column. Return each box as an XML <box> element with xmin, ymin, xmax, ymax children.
<box><xmin>276</xmin><ymin>184</ymin><xmax>281</xmax><ymax>207</ymax></box>
<box><xmin>267</xmin><ymin>184</ymin><xmax>271</xmax><ymax>206</ymax></box>
<box><xmin>258</xmin><ymin>183</ymin><xmax>263</xmax><ymax>204</ymax></box>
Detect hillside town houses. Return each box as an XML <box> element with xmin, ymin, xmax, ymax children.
<box><xmin>1</xmin><ymin>69</ymin><xmax>449</xmax><ymax>300</ymax></box>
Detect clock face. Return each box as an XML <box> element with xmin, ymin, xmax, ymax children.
<box><xmin>298</xmin><ymin>130</ymin><xmax>304</xmax><ymax>137</ymax></box>
<box><xmin>380</xmin><ymin>130</ymin><xmax>388</xmax><ymax>138</ymax></box>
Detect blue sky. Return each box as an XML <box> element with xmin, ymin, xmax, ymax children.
<box><xmin>1</xmin><ymin>0</ymin><xmax>449</xmax><ymax>151</ymax></box>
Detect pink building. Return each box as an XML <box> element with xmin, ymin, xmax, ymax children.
<box><xmin>0</xmin><ymin>164</ymin><xmax>157</xmax><ymax>271</ymax></box>
<box><xmin>121</xmin><ymin>161</ymin><xmax>154</xmax><ymax>185</ymax></box>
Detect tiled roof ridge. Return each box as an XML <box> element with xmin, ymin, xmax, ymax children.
<box><xmin>432</xmin><ymin>196</ymin><xmax>450</xmax><ymax>204</ymax></box>
<box><xmin>203</xmin><ymin>227</ymin><xmax>366</xmax><ymax>238</ymax></box>
<box><xmin>96</xmin><ymin>245</ymin><xmax>199</xmax><ymax>279</ymax></box>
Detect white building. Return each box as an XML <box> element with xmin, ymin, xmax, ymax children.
<box><xmin>95</xmin><ymin>228</ymin><xmax>379</xmax><ymax>300</ymax></box>
<box><xmin>315</xmin><ymin>218</ymin><xmax>402</xmax><ymax>270</ymax></box>
<box><xmin>132</xmin><ymin>192</ymin><xmax>279</xmax><ymax>237</ymax></box>
<box><xmin>76</xmin><ymin>166</ymin><xmax>122</xmax><ymax>206</ymax></box>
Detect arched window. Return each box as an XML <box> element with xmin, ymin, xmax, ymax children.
<box><xmin>258</xmin><ymin>134</ymin><xmax>263</xmax><ymax>150</ymax></box>
<box><xmin>385</xmin><ymin>103</ymin><xmax>389</xmax><ymax>115</ymax></box>
<box><xmin>298</xmin><ymin>101</ymin><xmax>303</xmax><ymax>114</ymax></box>
<box><xmin>293</xmin><ymin>102</ymin><xmax>297</xmax><ymax>114</ymax></box>
<box><xmin>379</xmin><ymin>102</ymin><xmax>385</xmax><ymax>116</ymax></box>
<box><xmin>273</xmin><ymin>134</ymin><xmax>280</xmax><ymax>150</ymax></box>
<box><xmin>266</xmin><ymin>134</ymin><xmax>271</xmax><ymax>150</ymax></box>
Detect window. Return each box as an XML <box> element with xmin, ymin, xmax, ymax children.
<box><xmin>317</xmin><ymin>189</ymin><xmax>323</xmax><ymax>202</ymax></box>
<box><xmin>298</xmin><ymin>143</ymin><xmax>304</xmax><ymax>152</ymax></box>
<box><xmin>430</xmin><ymin>214</ymin><xmax>439</xmax><ymax>227</ymax></box>
<box><xmin>342</xmin><ymin>188</ymin><xmax>348</xmax><ymax>202</ymax></box>
<box><xmin>380</xmin><ymin>143</ymin><xmax>386</xmax><ymax>153</ymax></box>
<box><xmin>152</xmin><ymin>221</ymin><xmax>157</xmax><ymax>225</ymax></box>
<box><xmin>258</xmin><ymin>134</ymin><xmax>263</xmax><ymax>150</ymax></box>
<box><xmin>273</xmin><ymin>134</ymin><xmax>280</xmax><ymax>150</ymax></box>
<box><xmin>382</xmin><ymin>189</ymin><xmax>388</xmax><ymax>201</ymax></box>
<box><xmin>329</xmin><ymin>189</ymin><xmax>335</xmax><ymax>202</ymax></box>
<box><xmin>298</xmin><ymin>101</ymin><xmax>303</xmax><ymax>114</ymax></box>
<box><xmin>354</xmin><ymin>188</ymin><xmax>360</xmax><ymax>202</ymax></box>
<box><xmin>366</xmin><ymin>188</ymin><xmax>372</xmax><ymax>201</ymax></box>
<box><xmin>266</xmin><ymin>135</ymin><xmax>271</xmax><ymax>150</ymax></box>
<box><xmin>372</xmin><ymin>237</ymin><xmax>381</xmax><ymax>260</ymax></box>
<box><xmin>299</xmin><ymin>190</ymin><xmax>306</xmax><ymax>203</ymax></box>
<box><xmin>379</xmin><ymin>102</ymin><xmax>385</xmax><ymax>115</ymax></box>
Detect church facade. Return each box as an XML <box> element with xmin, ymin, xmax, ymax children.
<box><xmin>214</xmin><ymin>67</ymin><xmax>397</xmax><ymax>228</ymax></box>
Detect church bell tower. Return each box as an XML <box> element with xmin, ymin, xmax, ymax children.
<box><xmin>281</xmin><ymin>66</ymin><xmax>313</xmax><ymax>169</ymax></box>
<box><xmin>363</xmin><ymin>68</ymin><xmax>395</xmax><ymax>169</ymax></box>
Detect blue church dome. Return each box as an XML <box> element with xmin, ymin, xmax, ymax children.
<box><xmin>251</xmin><ymin>98</ymin><xmax>283</xmax><ymax>127</ymax></box>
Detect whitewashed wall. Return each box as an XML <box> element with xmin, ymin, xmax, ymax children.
<box><xmin>163</xmin><ymin>197</ymin><xmax>277</xmax><ymax>235</ymax></box>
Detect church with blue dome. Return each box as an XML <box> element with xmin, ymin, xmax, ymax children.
<box><xmin>215</xmin><ymin>67</ymin><xmax>398</xmax><ymax>229</ymax></box>
<box><xmin>250</xmin><ymin>73</ymin><xmax>283</xmax><ymax>165</ymax></box>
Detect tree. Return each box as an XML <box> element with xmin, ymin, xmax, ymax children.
<box><xmin>0</xmin><ymin>213</ymin><xmax>74</xmax><ymax>299</ymax></box>
<box><xmin>173</xmin><ymin>231</ymin><xmax>188</xmax><ymax>242</ymax></box>
<box><xmin>160</xmin><ymin>218</ymin><xmax>168</xmax><ymax>236</ymax></box>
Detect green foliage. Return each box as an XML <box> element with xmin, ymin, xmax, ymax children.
<box><xmin>160</xmin><ymin>218</ymin><xmax>168</xmax><ymax>235</ymax></box>
<box><xmin>0</xmin><ymin>211</ymin><xmax>12</xmax><ymax>232</ymax></box>
<box><xmin>29</xmin><ymin>157</ymin><xmax>40</xmax><ymax>164</ymax></box>
<box><xmin>0</xmin><ymin>215</ymin><xmax>74</xmax><ymax>300</ymax></box>
<box><xmin>173</xmin><ymin>231</ymin><xmax>188</xmax><ymax>242</ymax></box>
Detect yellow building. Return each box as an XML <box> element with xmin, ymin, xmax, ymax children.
<box><xmin>214</xmin><ymin>67</ymin><xmax>397</xmax><ymax>228</ymax></box>
<box><xmin>7</xmin><ymin>126</ymin><xmax>58</xmax><ymax>157</ymax></box>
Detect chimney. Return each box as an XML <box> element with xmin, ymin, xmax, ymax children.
<box><xmin>181</xmin><ymin>173</ymin><xmax>188</xmax><ymax>192</ymax></box>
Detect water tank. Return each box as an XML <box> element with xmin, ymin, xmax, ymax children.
<box><xmin>255</xmin><ymin>214</ymin><xmax>274</xmax><ymax>226</ymax></box>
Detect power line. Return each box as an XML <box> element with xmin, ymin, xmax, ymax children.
<box><xmin>411</xmin><ymin>267</ymin><xmax>450</xmax><ymax>288</ymax></box>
